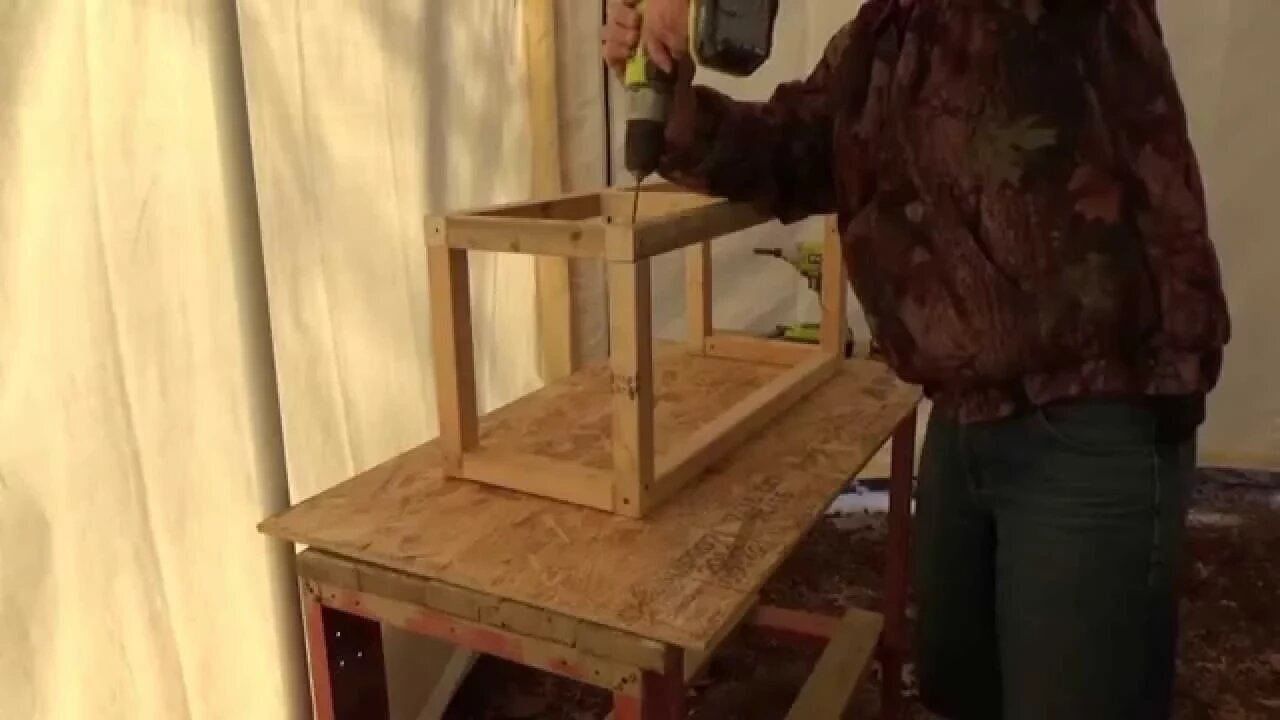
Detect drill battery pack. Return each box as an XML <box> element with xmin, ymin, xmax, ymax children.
<box><xmin>690</xmin><ymin>0</ymin><xmax>782</xmax><ymax>77</ymax></box>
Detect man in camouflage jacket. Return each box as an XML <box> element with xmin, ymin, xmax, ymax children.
<box><xmin>604</xmin><ymin>0</ymin><xmax>1230</xmax><ymax>718</ymax></box>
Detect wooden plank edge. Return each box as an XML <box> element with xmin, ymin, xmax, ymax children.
<box><xmin>297</xmin><ymin>550</ymin><xmax>670</xmax><ymax>673</ymax></box>
<box><xmin>703</xmin><ymin>333</ymin><xmax>820</xmax><ymax>367</ymax></box>
<box><xmin>429</xmin><ymin>215</ymin><xmax>607</xmax><ymax>259</ymax></box>
<box><xmin>626</xmin><ymin>200</ymin><xmax>770</xmax><ymax>261</ymax></box>
<box><xmin>537</xmin><ymin>256</ymin><xmax>576</xmax><ymax>380</ymax></box>
<box><xmin>472</xmin><ymin>191</ymin><xmax>602</xmax><ymax>220</ymax></box>
<box><xmin>600</xmin><ymin>599</ymin><xmax>757</xmax><ymax>720</ymax></box>
<box><xmin>456</xmin><ymin>449</ymin><xmax>615</xmax><ymax>512</ymax></box>
<box><xmin>426</xmin><ymin>244</ymin><xmax>479</xmax><ymax>472</ymax></box>
<box><xmin>750</xmin><ymin>605</ymin><xmax>843</xmax><ymax>641</ymax></box>
<box><xmin>308</xmin><ymin>579</ymin><xmax>641</xmax><ymax>694</ymax></box>
<box><xmin>820</xmin><ymin>215</ymin><xmax>849</xmax><ymax>355</ymax></box>
<box><xmin>685</xmin><ymin>243</ymin><xmax>712</xmax><ymax>351</ymax></box>
<box><xmin>646</xmin><ymin>352</ymin><xmax>842</xmax><ymax>512</ymax></box>
<box><xmin>608</xmin><ymin>260</ymin><xmax>656</xmax><ymax>517</ymax></box>
<box><xmin>784</xmin><ymin>607</ymin><xmax>884</xmax><ymax>720</ymax></box>
<box><xmin>600</xmin><ymin>190</ymin><xmax>721</xmax><ymax>224</ymax></box>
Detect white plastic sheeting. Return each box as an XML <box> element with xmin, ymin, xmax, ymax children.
<box><xmin>1</xmin><ymin>1</ymin><xmax>306</xmax><ymax>718</ymax></box>
<box><xmin>236</xmin><ymin>0</ymin><xmax>542</xmax><ymax>503</ymax></box>
<box><xmin>1161</xmin><ymin>2</ymin><xmax>1280</xmax><ymax>468</ymax></box>
<box><xmin>3</xmin><ymin>0</ymin><xmax>544</xmax><ymax>718</ymax></box>
<box><xmin>236</xmin><ymin>1</ymin><xmax>544</xmax><ymax>717</ymax></box>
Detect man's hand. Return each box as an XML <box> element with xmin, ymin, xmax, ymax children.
<box><xmin>601</xmin><ymin>0</ymin><xmax>689</xmax><ymax>77</ymax></box>
<box><xmin>601</xmin><ymin>0</ymin><xmax>640</xmax><ymax>77</ymax></box>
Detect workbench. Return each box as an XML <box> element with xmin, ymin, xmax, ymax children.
<box><xmin>261</xmin><ymin>346</ymin><xmax>921</xmax><ymax>719</ymax></box>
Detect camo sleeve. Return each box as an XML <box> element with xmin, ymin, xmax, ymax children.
<box><xmin>657</xmin><ymin>1</ymin><xmax>888</xmax><ymax>224</ymax></box>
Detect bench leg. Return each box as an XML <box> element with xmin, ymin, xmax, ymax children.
<box><xmin>881</xmin><ymin>410</ymin><xmax>916</xmax><ymax>720</ymax></box>
<box><xmin>302</xmin><ymin>581</ymin><xmax>390</xmax><ymax>720</ymax></box>
<box><xmin>613</xmin><ymin>651</ymin><xmax>685</xmax><ymax>720</ymax></box>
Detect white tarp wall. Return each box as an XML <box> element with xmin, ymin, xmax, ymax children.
<box><xmin>3</xmin><ymin>1</ymin><xmax>544</xmax><ymax>719</ymax></box>
<box><xmin>1160</xmin><ymin>2</ymin><xmax>1280</xmax><ymax>468</ymax></box>
<box><xmin>236</xmin><ymin>1</ymin><xmax>544</xmax><ymax>717</ymax></box>
<box><xmin>0</xmin><ymin>1</ymin><xmax>307</xmax><ymax>718</ymax></box>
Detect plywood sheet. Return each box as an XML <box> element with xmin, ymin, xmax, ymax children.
<box><xmin>261</xmin><ymin>349</ymin><xmax>920</xmax><ymax>650</ymax></box>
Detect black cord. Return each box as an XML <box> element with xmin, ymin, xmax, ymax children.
<box><xmin>601</xmin><ymin>0</ymin><xmax>616</xmax><ymax>187</ymax></box>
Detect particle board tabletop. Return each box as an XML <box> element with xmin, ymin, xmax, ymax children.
<box><xmin>260</xmin><ymin>345</ymin><xmax>921</xmax><ymax>651</ymax></box>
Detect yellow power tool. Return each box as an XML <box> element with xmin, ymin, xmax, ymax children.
<box><xmin>754</xmin><ymin>241</ymin><xmax>855</xmax><ymax>354</ymax></box>
<box><xmin>622</xmin><ymin>0</ymin><xmax>781</xmax><ymax>188</ymax></box>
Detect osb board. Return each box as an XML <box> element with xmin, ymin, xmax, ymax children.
<box><xmin>477</xmin><ymin>344</ymin><xmax>786</xmax><ymax>470</ymax></box>
<box><xmin>261</xmin><ymin>349</ymin><xmax>920</xmax><ymax>650</ymax></box>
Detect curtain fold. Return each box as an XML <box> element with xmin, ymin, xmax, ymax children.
<box><xmin>1</xmin><ymin>1</ymin><xmax>307</xmax><ymax>718</ymax></box>
<box><xmin>235</xmin><ymin>1</ymin><xmax>543</xmax><ymax>717</ymax></box>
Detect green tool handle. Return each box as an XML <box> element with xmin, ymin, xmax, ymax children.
<box><xmin>623</xmin><ymin>0</ymin><xmax>652</xmax><ymax>89</ymax></box>
<box><xmin>623</xmin><ymin>0</ymin><xmax>699</xmax><ymax>89</ymax></box>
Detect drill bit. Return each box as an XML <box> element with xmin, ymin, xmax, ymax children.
<box><xmin>632</xmin><ymin>183</ymin><xmax>641</xmax><ymax>225</ymax></box>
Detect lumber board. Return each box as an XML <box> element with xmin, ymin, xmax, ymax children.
<box><xmin>308</xmin><ymin>580</ymin><xmax>640</xmax><ymax>693</ymax></box>
<box><xmin>608</xmin><ymin>260</ymin><xmax>655</xmax><ymax>515</ymax></box>
<box><xmin>470</xmin><ymin>191</ymin><xmax>602</xmax><ymax>221</ymax></box>
<box><xmin>821</xmin><ymin>215</ymin><xmax>849</xmax><ymax>355</ymax></box>
<box><xmin>703</xmin><ymin>333</ymin><xmax>819</xmax><ymax>366</ymax></box>
<box><xmin>262</xmin><ymin>350</ymin><xmax>920</xmax><ymax>650</ymax></box>
<box><xmin>600</xmin><ymin>190</ymin><xmax>720</xmax><ymax>224</ymax></box>
<box><xmin>430</xmin><ymin>215</ymin><xmax>607</xmax><ymax>258</ymax></box>
<box><xmin>456</xmin><ymin>449</ymin><xmax>614</xmax><ymax>512</ymax></box>
<box><xmin>784</xmin><ymin>607</ymin><xmax>884</xmax><ymax>720</ymax></box>
<box><xmin>426</xmin><ymin>245</ymin><xmax>478</xmax><ymax>471</ymax></box>
<box><xmin>648</xmin><ymin>352</ymin><xmax>841</xmax><ymax>510</ymax></box>
<box><xmin>685</xmin><ymin>243</ymin><xmax>712</xmax><ymax>351</ymax></box>
<box><xmin>536</xmin><ymin>256</ymin><xmax>576</xmax><ymax>379</ymax></box>
<box><xmin>297</xmin><ymin>549</ymin><xmax>670</xmax><ymax>673</ymax></box>
<box><xmin>614</xmin><ymin>201</ymin><xmax>769</xmax><ymax>261</ymax></box>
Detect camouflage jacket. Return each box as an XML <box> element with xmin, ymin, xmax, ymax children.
<box><xmin>660</xmin><ymin>0</ymin><xmax>1230</xmax><ymax>422</ymax></box>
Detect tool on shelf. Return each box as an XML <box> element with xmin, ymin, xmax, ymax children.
<box><xmin>754</xmin><ymin>241</ymin><xmax>855</xmax><ymax>356</ymax></box>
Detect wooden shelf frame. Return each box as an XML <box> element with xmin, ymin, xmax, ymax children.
<box><xmin>425</xmin><ymin>186</ymin><xmax>848</xmax><ymax>517</ymax></box>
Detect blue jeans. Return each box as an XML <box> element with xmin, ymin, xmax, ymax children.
<box><xmin>914</xmin><ymin>398</ymin><xmax>1194</xmax><ymax>720</ymax></box>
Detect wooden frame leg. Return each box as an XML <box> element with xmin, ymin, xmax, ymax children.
<box><xmin>609</xmin><ymin>259</ymin><xmax>655</xmax><ymax>516</ymax></box>
<box><xmin>820</xmin><ymin>215</ymin><xmax>848</xmax><ymax>356</ymax></box>
<box><xmin>613</xmin><ymin>651</ymin><xmax>685</xmax><ymax>720</ymax></box>
<box><xmin>880</xmin><ymin>410</ymin><xmax>917</xmax><ymax>720</ymax></box>
<box><xmin>427</xmin><ymin>244</ymin><xmax>479</xmax><ymax>473</ymax></box>
<box><xmin>302</xmin><ymin>582</ymin><xmax>390</xmax><ymax>720</ymax></box>
<box><xmin>685</xmin><ymin>241</ymin><xmax>711</xmax><ymax>352</ymax></box>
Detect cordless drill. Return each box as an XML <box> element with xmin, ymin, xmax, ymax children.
<box><xmin>623</xmin><ymin>0</ymin><xmax>782</xmax><ymax>188</ymax></box>
<box><xmin>754</xmin><ymin>242</ymin><xmax>855</xmax><ymax>355</ymax></box>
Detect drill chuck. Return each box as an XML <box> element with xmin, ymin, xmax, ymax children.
<box><xmin>624</xmin><ymin>86</ymin><xmax>671</xmax><ymax>181</ymax></box>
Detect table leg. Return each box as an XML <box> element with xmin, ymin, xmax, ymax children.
<box><xmin>881</xmin><ymin>410</ymin><xmax>917</xmax><ymax>720</ymax></box>
<box><xmin>613</xmin><ymin>650</ymin><xmax>685</xmax><ymax>720</ymax></box>
<box><xmin>302</xmin><ymin>581</ymin><xmax>390</xmax><ymax>720</ymax></box>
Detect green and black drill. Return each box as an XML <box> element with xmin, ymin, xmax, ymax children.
<box><xmin>622</xmin><ymin>0</ymin><xmax>781</xmax><ymax>216</ymax></box>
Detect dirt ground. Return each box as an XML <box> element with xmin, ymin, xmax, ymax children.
<box><xmin>445</xmin><ymin>469</ymin><xmax>1280</xmax><ymax>719</ymax></box>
